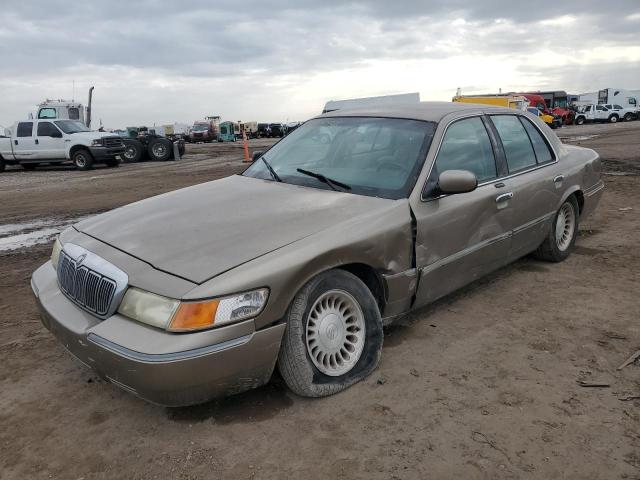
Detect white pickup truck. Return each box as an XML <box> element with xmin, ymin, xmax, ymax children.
<box><xmin>573</xmin><ymin>104</ymin><xmax>622</xmax><ymax>125</ymax></box>
<box><xmin>0</xmin><ymin>119</ymin><xmax>125</xmax><ymax>172</ymax></box>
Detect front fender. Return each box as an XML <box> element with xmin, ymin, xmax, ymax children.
<box><xmin>183</xmin><ymin>200</ymin><xmax>414</xmax><ymax>330</ymax></box>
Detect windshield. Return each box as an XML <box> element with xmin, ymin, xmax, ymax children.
<box><xmin>243</xmin><ymin>117</ymin><xmax>435</xmax><ymax>199</ymax></box>
<box><xmin>192</xmin><ymin>124</ymin><xmax>208</xmax><ymax>131</ymax></box>
<box><xmin>54</xmin><ymin>120</ymin><xmax>90</xmax><ymax>134</ymax></box>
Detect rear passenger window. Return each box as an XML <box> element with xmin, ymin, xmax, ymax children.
<box><xmin>17</xmin><ymin>122</ymin><xmax>33</xmax><ymax>137</ymax></box>
<box><xmin>435</xmin><ymin>117</ymin><xmax>496</xmax><ymax>183</ymax></box>
<box><xmin>520</xmin><ymin>117</ymin><xmax>554</xmax><ymax>164</ymax></box>
<box><xmin>491</xmin><ymin>115</ymin><xmax>537</xmax><ymax>173</ymax></box>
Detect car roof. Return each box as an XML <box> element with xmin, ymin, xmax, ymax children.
<box><xmin>317</xmin><ymin>101</ymin><xmax>517</xmax><ymax>122</ymax></box>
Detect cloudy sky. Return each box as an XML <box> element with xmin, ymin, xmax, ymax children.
<box><xmin>1</xmin><ymin>0</ymin><xmax>639</xmax><ymax>128</ymax></box>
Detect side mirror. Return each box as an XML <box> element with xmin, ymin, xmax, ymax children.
<box><xmin>252</xmin><ymin>150</ymin><xmax>263</xmax><ymax>162</ymax></box>
<box><xmin>50</xmin><ymin>131</ymin><xmax>63</xmax><ymax>138</ymax></box>
<box><xmin>438</xmin><ymin>170</ymin><xmax>478</xmax><ymax>194</ymax></box>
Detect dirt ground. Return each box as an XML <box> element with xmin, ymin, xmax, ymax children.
<box><xmin>1</xmin><ymin>125</ymin><xmax>639</xmax><ymax>479</ymax></box>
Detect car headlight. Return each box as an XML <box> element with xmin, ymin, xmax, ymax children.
<box><xmin>91</xmin><ymin>139</ymin><xmax>103</xmax><ymax>146</ymax></box>
<box><xmin>117</xmin><ymin>287</ymin><xmax>269</xmax><ymax>332</ymax></box>
<box><xmin>51</xmin><ymin>237</ymin><xmax>63</xmax><ymax>269</ymax></box>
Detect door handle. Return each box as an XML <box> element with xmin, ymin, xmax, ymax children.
<box><xmin>14</xmin><ymin>140</ymin><xmax>18</xmax><ymax>145</ymax></box>
<box><xmin>35</xmin><ymin>139</ymin><xmax>39</xmax><ymax>145</ymax></box>
<box><xmin>553</xmin><ymin>175</ymin><xmax>565</xmax><ymax>183</ymax></box>
<box><xmin>495</xmin><ymin>192</ymin><xmax>514</xmax><ymax>203</ymax></box>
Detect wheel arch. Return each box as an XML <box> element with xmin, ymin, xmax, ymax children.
<box><xmin>335</xmin><ymin>263</ymin><xmax>386</xmax><ymax>312</ymax></box>
<box><xmin>560</xmin><ymin>187</ymin><xmax>584</xmax><ymax>216</ymax></box>
<box><xmin>69</xmin><ymin>144</ymin><xmax>93</xmax><ymax>159</ymax></box>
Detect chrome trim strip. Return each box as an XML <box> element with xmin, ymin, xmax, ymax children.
<box><xmin>585</xmin><ymin>180</ymin><xmax>605</xmax><ymax>197</ymax></box>
<box><xmin>421</xmin><ymin>112</ymin><xmax>560</xmax><ymax>202</ymax></box>
<box><xmin>420</xmin><ymin>231</ymin><xmax>512</xmax><ymax>276</ymax></box>
<box><xmin>87</xmin><ymin>332</ymin><xmax>253</xmax><ymax>363</ymax></box>
<box><xmin>512</xmin><ymin>212</ymin><xmax>555</xmax><ymax>234</ymax></box>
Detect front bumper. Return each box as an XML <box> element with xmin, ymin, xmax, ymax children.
<box><xmin>89</xmin><ymin>146</ymin><xmax>125</xmax><ymax>162</ymax></box>
<box><xmin>31</xmin><ymin>262</ymin><xmax>285</xmax><ymax>407</ymax></box>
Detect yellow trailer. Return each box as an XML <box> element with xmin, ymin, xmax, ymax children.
<box><xmin>452</xmin><ymin>95</ymin><xmax>529</xmax><ymax>111</ymax></box>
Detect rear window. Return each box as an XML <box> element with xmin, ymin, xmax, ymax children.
<box><xmin>490</xmin><ymin>115</ymin><xmax>537</xmax><ymax>173</ymax></box>
<box><xmin>17</xmin><ymin>122</ymin><xmax>33</xmax><ymax>137</ymax></box>
<box><xmin>520</xmin><ymin>117</ymin><xmax>554</xmax><ymax>164</ymax></box>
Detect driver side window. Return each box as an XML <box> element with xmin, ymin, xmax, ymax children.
<box><xmin>434</xmin><ymin>117</ymin><xmax>497</xmax><ymax>183</ymax></box>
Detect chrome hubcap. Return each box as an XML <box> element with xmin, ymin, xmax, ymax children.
<box><xmin>305</xmin><ymin>290</ymin><xmax>366</xmax><ymax>377</ymax></box>
<box><xmin>152</xmin><ymin>144</ymin><xmax>167</xmax><ymax>157</ymax></box>
<box><xmin>75</xmin><ymin>154</ymin><xmax>86</xmax><ymax>167</ymax></box>
<box><xmin>555</xmin><ymin>202</ymin><xmax>575</xmax><ymax>251</ymax></box>
<box><xmin>124</xmin><ymin>146</ymin><xmax>136</xmax><ymax>159</ymax></box>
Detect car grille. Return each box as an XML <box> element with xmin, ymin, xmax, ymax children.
<box><xmin>103</xmin><ymin>137</ymin><xmax>123</xmax><ymax>148</ymax></box>
<box><xmin>58</xmin><ymin>251</ymin><xmax>117</xmax><ymax>316</ymax></box>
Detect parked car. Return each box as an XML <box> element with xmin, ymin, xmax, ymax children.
<box><xmin>573</xmin><ymin>104</ymin><xmax>620</xmax><ymax>124</ymax></box>
<box><xmin>269</xmin><ymin>123</ymin><xmax>285</xmax><ymax>137</ymax></box>
<box><xmin>602</xmin><ymin>104</ymin><xmax>637</xmax><ymax>122</ymax></box>
<box><xmin>0</xmin><ymin>119</ymin><xmax>124</xmax><ymax>171</ymax></box>
<box><xmin>32</xmin><ymin>102</ymin><xmax>603</xmax><ymax>406</ymax></box>
<box><xmin>526</xmin><ymin>107</ymin><xmax>562</xmax><ymax>129</ymax></box>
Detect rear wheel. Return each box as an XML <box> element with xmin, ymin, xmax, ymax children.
<box><xmin>122</xmin><ymin>139</ymin><xmax>143</xmax><ymax>163</ymax></box>
<box><xmin>0</xmin><ymin>156</ymin><xmax>6</xmax><ymax>172</ymax></box>
<box><xmin>609</xmin><ymin>114</ymin><xmax>619</xmax><ymax>123</ymax></box>
<box><xmin>72</xmin><ymin>149</ymin><xmax>94</xmax><ymax>170</ymax></box>
<box><xmin>21</xmin><ymin>163</ymin><xmax>37</xmax><ymax>170</ymax></box>
<box><xmin>278</xmin><ymin>269</ymin><xmax>383</xmax><ymax>397</ymax></box>
<box><xmin>534</xmin><ymin>196</ymin><xmax>579</xmax><ymax>262</ymax></box>
<box><xmin>148</xmin><ymin>138</ymin><xmax>172</xmax><ymax>161</ymax></box>
<box><xmin>624</xmin><ymin>113</ymin><xmax>634</xmax><ymax>122</ymax></box>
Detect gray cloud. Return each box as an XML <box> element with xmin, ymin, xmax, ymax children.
<box><xmin>0</xmin><ymin>0</ymin><xmax>638</xmax><ymax>126</ymax></box>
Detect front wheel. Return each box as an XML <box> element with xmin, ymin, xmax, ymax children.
<box><xmin>575</xmin><ymin>116</ymin><xmax>585</xmax><ymax>125</ymax></box>
<box><xmin>533</xmin><ymin>196</ymin><xmax>579</xmax><ymax>262</ymax></box>
<box><xmin>72</xmin><ymin>149</ymin><xmax>94</xmax><ymax>170</ymax></box>
<box><xmin>278</xmin><ymin>269</ymin><xmax>383</xmax><ymax>397</ymax></box>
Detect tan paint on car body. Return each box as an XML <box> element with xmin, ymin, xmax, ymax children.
<box><xmin>32</xmin><ymin>102</ymin><xmax>604</xmax><ymax>405</ymax></box>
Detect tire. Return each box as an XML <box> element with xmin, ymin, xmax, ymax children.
<box><xmin>624</xmin><ymin>113</ymin><xmax>633</xmax><ymax>122</ymax></box>
<box><xmin>122</xmin><ymin>139</ymin><xmax>143</xmax><ymax>163</ymax></box>
<box><xmin>533</xmin><ymin>195</ymin><xmax>579</xmax><ymax>262</ymax></box>
<box><xmin>609</xmin><ymin>114</ymin><xmax>618</xmax><ymax>123</ymax></box>
<box><xmin>147</xmin><ymin>138</ymin><xmax>172</xmax><ymax>161</ymax></box>
<box><xmin>105</xmin><ymin>159</ymin><xmax>119</xmax><ymax>168</ymax></box>
<box><xmin>278</xmin><ymin>269</ymin><xmax>383</xmax><ymax>397</ymax></box>
<box><xmin>575</xmin><ymin>116</ymin><xmax>585</xmax><ymax>125</ymax></box>
<box><xmin>72</xmin><ymin>149</ymin><xmax>94</xmax><ymax>170</ymax></box>
<box><xmin>21</xmin><ymin>163</ymin><xmax>37</xmax><ymax>170</ymax></box>
<box><xmin>0</xmin><ymin>156</ymin><xmax>5</xmax><ymax>172</ymax></box>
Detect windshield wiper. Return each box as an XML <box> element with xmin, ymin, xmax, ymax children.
<box><xmin>296</xmin><ymin>168</ymin><xmax>351</xmax><ymax>191</ymax></box>
<box><xmin>261</xmin><ymin>156</ymin><xmax>282</xmax><ymax>182</ymax></box>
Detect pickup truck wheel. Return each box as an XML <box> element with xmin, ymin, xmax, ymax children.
<box><xmin>21</xmin><ymin>163</ymin><xmax>37</xmax><ymax>170</ymax></box>
<box><xmin>72</xmin><ymin>149</ymin><xmax>94</xmax><ymax>170</ymax></box>
<box><xmin>122</xmin><ymin>139</ymin><xmax>143</xmax><ymax>163</ymax></box>
<box><xmin>575</xmin><ymin>116</ymin><xmax>585</xmax><ymax>125</ymax></box>
<box><xmin>533</xmin><ymin>195</ymin><xmax>579</xmax><ymax>263</ymax></box>
<box><xmin>148</xmin><ymin>138</ymin><xmax>172</xmax><ymax>161</ymax></box>
<box><xmin>0</xmin><ymin>157</ymin><xmax>5</xmax><ymax>172</ymax></box>
<box><xmin>624</xmin><ymin>113</ymin><xmax>633</xmax><ymax>122</ymax></box>
<box><xmin>608</xmin><ymin>114</ymin><xmax>619</xmax><ymax>123</ymax></box>
<box><xmin>278</xmin><ymin>269</ymin><xmax>383</xmax><ymax>397</ymax></box>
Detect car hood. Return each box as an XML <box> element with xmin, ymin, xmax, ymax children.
<box><xmin>75</xmin><ymin>175</ymin><xmax>396</xmax><ymax>284</ymax></box>
<box><xmin>71</xmin><ymin>131</ymin><xmax>118</xmax><ymax>141</ymax></box>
